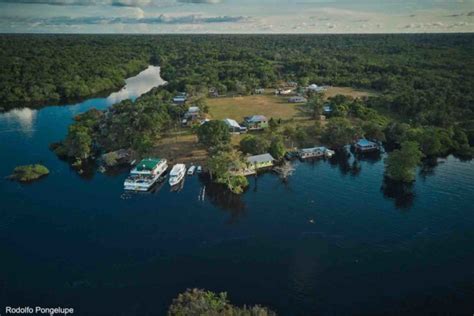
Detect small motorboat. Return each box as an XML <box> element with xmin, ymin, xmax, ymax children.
<box><xmin>196</xmin><ymin>165</ymin><xmax>202</xmax><ymax>173</ymax></box>
<box><xmin>187</xmin><ymin>165</ymin><xmax>196</xmax><ymax>176</ymax></box>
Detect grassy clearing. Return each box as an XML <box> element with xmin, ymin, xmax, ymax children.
<box><xmin>324</xmin><ymin>86</ymin><xmax>377</xmax><ymax>99</ymax></box>
<box><xmin>206</xmin><ymin>92</ymin><xmax>301</xmax><ymax>122</ymax></box>
<box><xmin>151</xmin><ymin>133</ymin><xmax>208</xmax><ymax>166</ymax></box>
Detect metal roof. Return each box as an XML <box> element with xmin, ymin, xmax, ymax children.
<box><xmin>136</xmin><ymin>158</ymin><xmax>162</xmax><ymax>171</ymax></box>
<box><xmin>187</xmin><ymin>106</ymin><xmax>200</xmax><ymax>113</ymax></box>
<box><xmin>356</xmin><ymin>139</ymin><xmax>377</xmax><ymax>147</ymax></box>
<box><xmin>247</xmin><ymin>153</ymin><xmax>275</xmax><ymax>164</ymax></box>
<box><xmin>223</xmin><ymin>118</ymin><xmax>241</xmax><ymax>128</ymax></box>
<box><xmin>245</xmin><ymin>115</ymin><xmax>267</xmax><ymax>123</ymax></box>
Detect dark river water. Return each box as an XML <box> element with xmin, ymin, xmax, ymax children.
<box><xmin>1</xmin><ymin>67</ymin><xmax>473</xmax><ymax>316</ymax></box>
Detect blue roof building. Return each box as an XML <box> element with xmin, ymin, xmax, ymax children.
<box><xmin>354</xmin><ymin>139</ymin><xmax>379</xmax><ymax>153</ymax></box>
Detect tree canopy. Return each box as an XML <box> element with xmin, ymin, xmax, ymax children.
<box><xmin>385</xmin><ymin>141</ymin><xmax>423</xmax><ymax>182</ymax></box>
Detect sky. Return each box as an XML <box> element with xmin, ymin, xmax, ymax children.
<box><xmin>0</xmin><ymin>0</ymin><xmax>473</xmax><ymax>33</ymax></box>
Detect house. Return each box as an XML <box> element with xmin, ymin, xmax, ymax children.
<box><xmin>275</xmin><ymin>88</ymin><xmax>293</xmax><ymax>95</ymax></box>
<box><xmin>244</xmin><ymin>115</ymin><xmax>268</xmax><ymax>130</ymax></box>
<box><xmin>209</xmin><ymin>87</ymin><xmax>219</xmax><ymax>98</ymax></box>
<box><xmin>323</xmin><ymin>105</ymin><xmax>333</xmax><ymax>114</ymax></box>
<box><xmin>255</xmin><ymin>88</ymin><xmax>265</xmax><ymax>94</ymax></box>
<box><xmin>173</xmin><ymin>92</ymin><xmax>187</xmax><ymax>105</ymax></box>
<box><xmin>307</xmin><ymin>84</ymin><xmax>326</xmax><ymax>93</ymax></box>
<box><xmin>184</xmin><ymin>106</ymin><xmax>201</xmax><ymax>119</ymax></box>
<box><xmin>288</xmin><ymin>96</ymin><xmax>307</xmax><ymax>103</ymax></box>
<box><xmin>173</xmin><ymin>96</ymin><xmax>186</xmax><ymax>105</ymax></box>
<box><xmin>184</xmin><ymin>106</ymin><xmax>200</xmax><ymax>120</ymax></box>
<box><xmin>247</xmin><ymin>153</ymin><xmax>275</xmax><ymax>170</ymax></box>
<box><xmin>182</xmin><ymin>106</ymin><xmax>200</xmax><ymax>126</ymax></box>
<box><xmin>224</xmin><ymin>118</ymin><xmax>247</xmax><ymax>134</ymax></box>
<box><xmin>354</xmin><ymin>139</ymin><xmax>379</xmax><ymax>153</ymax></box>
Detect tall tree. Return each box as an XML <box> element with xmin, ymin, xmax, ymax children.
<box><xmin>385</xmin><ymin>141</ymin><xmax>423</xmax><ymax>182</ymax></box>
<box><xmin>197</xmin><ymin>120</ymin><xmax>230</xmax><ymax>148</ymax></box>
<box><xmin>322</xmin><ymin>117</ymin><xmax>359</xmax><ymax>149</ymax></box>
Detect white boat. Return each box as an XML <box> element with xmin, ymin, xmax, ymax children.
<box><xmin>299</xmin><ymin>147</ymin><xmax>334</xmax><ymax>159</ymax></box>
<box><xmin>124</xmin><ymin>158</ymin><xmax>168</xmax><ymax>191</ymax></box>
<box><xmin>169</xmin><ymin>164</ymin><xmax>186</xmax><ymax>187</ymax></box>
<box><xmin>325</xmin><ymin>149</ymin><xmax>335</xmax><ymax>158</ymax></box>
<box><xmin>197</xmin><ymin>166</ymin><xmax>202</xmax><ymax>173</ymax></box>
<box><xmin>187</xmin><ymin>165</ymin><xmax>196</xmax><ymax>176</ymax></box>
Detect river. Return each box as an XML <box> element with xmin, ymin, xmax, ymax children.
<box><xmin>0</xmin><ymin>66</ymin><xmax>473</xmax><ymax>315</ymax></box>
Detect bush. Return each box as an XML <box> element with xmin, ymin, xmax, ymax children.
<box><xmin>8</xmin><ymin>164</ymin><xmax>50</xmax><ymax>182</ymax></box>
<box><xmin>168</xmin><ymin>288</ymin><xmax>276</xmax><ymax>316</ymax></box>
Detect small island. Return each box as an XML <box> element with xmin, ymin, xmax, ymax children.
<box><xmin>8</xmin><ymin>164</ymin><xmax>50</xmax><ymax>182</ymax></box>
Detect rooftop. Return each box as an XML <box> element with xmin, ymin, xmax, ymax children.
<box><xmin>187</xmin><ymin>106</ymin><xmax>200</xmax><ymax>113</ymax></box>
<box><xmin>356</xmin><ymin>139</ymin><xmax>377</xmax><ymax>147</ymax></box>
<box><xmin>136</xmin><ymin>158</ymin><xmax>162</xmax><ymax>171</ymax></box>
<box><xmin>245</xmin><ymin>115</ymin><xmax>267</xmax><ymax>123</ymax></box>
<box><xmin>223</xmin><ymin>118</ymin><xmax>241</xmax><ymax>128</ymax></box>
<box><xmin>247</xmin><ymin>153</ymin><xmax>275</xmax><ymax>164</ymax></box>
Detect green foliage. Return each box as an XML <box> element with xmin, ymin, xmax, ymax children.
<box><xmin>384</xmin><ymin>122</ymin><xmax>411</xmax><ymax>146</ymax></box>
<box><xmin>239</xmin><ymin>135</ymin><xmax>270</xmax><ymax>155</ymax></box>
<box><xmin>407</xmin><ymin>127</ymin><xmax>443</xmax><ymax>157</ymax></box>
<box><xmin>167</xmin><ymin>288</ymin><xmax>275</xmax><ymax>316</ymax></box>
<box><xmin>8</xmin><ymin>164</ymin><xmax>49</xmax><ymax>182</ymax></box>
<box><xmin>194</xmin><ymin>97</ymin><xmax>209</xmax><ymax>114</ymax></box>
<box><xmin>0</xmin><ymin>35</ymin><xmax>149</xmax><ymax>109</ymax></box>
<box><xmin>53</xmin><ymin>91</ymin><xmax>172</xmax><ymax>160</ymax></box>
<box><xmin>302</xmin><ymin>94</ymin><xmax>324</xmax><ymax>119</ymax></box>
<box><xmin>269</xmin><ymin>136</ymin><xmax>286</xmax><ymax>160</ymax></box>
<box><xmin>322</xmin><ymin>117</ymin><xmax>360</xmax><ymax>149</ymax></box>
<box><xmin>363</xmin><ymin>121</ymin><xmax>386</xmax><ymax>142</ymax></box>
<box><xmin>207</xmin><ymin>149</ymin><xmax>249</xmax><ymax>194</ymax></box>
<box><xmin>385</xmin><ymin>141</ymin><xmax>423</xmax><ymax>182</ymax></box>
<box><xmin>198</xmin><ymin>120</ymin><xmax>231</xmax><ymax>148</ymax></box>
<box><xmin>268</xmin><ymin>118</ymin><xmax>278</xmax><ymax>132</ymax></box>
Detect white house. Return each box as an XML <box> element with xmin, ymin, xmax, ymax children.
<box><xmin>307</xmin><ymin>84</ymin><xmax>326</xmax><ymax>93</ymax></box>
<box><xmin>224</xmin><ymin>118</ymin><xmax>247</xmax><ymax>134</ymax></box>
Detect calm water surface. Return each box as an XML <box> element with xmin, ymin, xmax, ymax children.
<box><xmin>1</xmin><ymin>67</ymin><xmax>473</xmax><ymax>315</ymax></box>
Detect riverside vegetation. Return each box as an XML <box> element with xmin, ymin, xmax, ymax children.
<box><xmin>7</xmin><ymin>164</ymin><xmax>50</xmax><ymax>182</ymax></box>
<box><xmin>167</xmin><ymin>288</ymin><xmax>275</xmax><ymax>316</ymax></box>
<box><xmin>2</xmin><ymin>34</ymin><xmax>472</xmax><ymax>191</ymax></box>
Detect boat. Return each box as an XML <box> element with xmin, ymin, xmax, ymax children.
<box><xmin>124</xmin><ymin>158</ymin><xmax>168</xmax><ymax>191</ymax></box>
<box><xmin>325</xmin><ymin>149</ymin><xmax>335</xmax><ymax>158</ymax></box>
<box><xmin>299</xmin><ymin>147</ymin><xmax>334</xmax><ymax>159</ymax></box>
<box><xmin>169</xmin><ymin>164</ymin><xmax>186</xmax><ymax>187</ymax></box>
<box><xmin>196</xmin><ymin>165</ymin><xmax>202</xmax><ymax>173</ymax></box>
<box><xmin>187</xmin><ymin>165</ymin><xmax>196</xmax><ymax>176</ymax></box>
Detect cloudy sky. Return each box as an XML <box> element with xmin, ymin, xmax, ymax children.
<box><xmin>0</xmin><ymin>0</ymin><xmax>473</xmax><ymax>33</ymax></box>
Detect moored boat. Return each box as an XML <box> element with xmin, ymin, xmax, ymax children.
<box><xmin>169</xmin><ymin>164</ymin><xmax>186</xmax><ymax>186</ymax></box>
<box><xmin>187</xmin><ymin>165</ymin><xmax>196</xmax><ymax>176</ymax></box>
<box><xmin>299</xmin><ymin>147</ymin><xmax>333</xmax><ymax>159</ymax></box>
<box><xmin>124</xmin><ymin>158</ymin><xmax>168</xmax><ymax>191</ymax></box>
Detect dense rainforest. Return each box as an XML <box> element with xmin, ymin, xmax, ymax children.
<box><xmin>1</xmin><ymin>34</ymin><xmax>473</xmax><ymax>127</ymax></box>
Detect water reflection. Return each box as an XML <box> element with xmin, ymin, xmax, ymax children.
<box><xmin>419</xmin><ymin>157</ymin><xmax>439</xmax><ymax>180</ymax></box>
<box><xmin>0</xmin><ymin>107</ymin><xmax>37</xmax><ymax>136</ymax></box>
<box><xmin>199</xmin><ymin>174</ymin><xmax>246</xmax><ymax>224</ymax></box>
<box><xmin>106</xmin><ymin>66</ymin><xmax>166</xmax><ymax>105</ymax></box>
<box><xmin>0</xmin><ymin>66</ymin><xmax>165</xmax><ymax>137</ymax></box>
<box><xmin>381</xmin><ymin>177</ymin><xmax>415</xmax><ymax>209</ymax></box>
<box><xmin>353</xmin><ymin>150</ymin><xmax>383</xmax><ymax>164</ymax></box>
<box><xmin>328</xmin><ymin>149</ymin><xmax>360</xmax><ymax>176</ymax></box>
